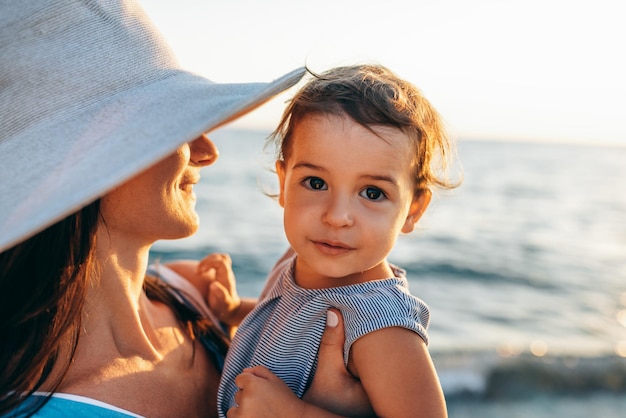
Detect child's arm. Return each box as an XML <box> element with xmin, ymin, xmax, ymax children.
<box><xmin>230</xmin><ymin>366</ymin><xmax>350</xmax><ymax>418</ymax></box>
<box><xmin>229</xmin><ymin>310</ymin><xmax>374</xmax><ymax>418</ymax></box>
<box><xmin>165</xmin><ymin>254</ymin><xmax>257</xmax><ymax>326</ymax></box>
<box><xmin>348</xmin><ymin>327</ymin><xmax>447</xmax><ymax>418</ymax></box>
<box><xmin>196</xmin><ymin>252</ymin><xmax>254</xmax><ymax>326</ymax></box>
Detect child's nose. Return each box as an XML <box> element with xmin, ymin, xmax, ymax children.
<box><xmin>322</xmin><ymin>194</ymin><xmax>354</xmax><ymax>227</ymax></box>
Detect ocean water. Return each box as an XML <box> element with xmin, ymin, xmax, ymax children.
<box><xmin>151</xmin><ymin>129</ymin><xmax>626</xmax><ymax>417</ymax></box>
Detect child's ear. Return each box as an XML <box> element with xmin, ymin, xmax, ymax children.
<box><xmin>402</xmin><ymin>189</ymin><xmax>432</xmax><ymax>233</ymax></box>
<box><xmin>276</xmin><ymin>160</ymin><xmax>286</xmax><ymax>208</ymax></box>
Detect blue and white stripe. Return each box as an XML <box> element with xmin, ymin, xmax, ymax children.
<box><xmin>217</xmin><ymin>250</ymin><xmax>430</xmax><ymax>417</ymax></box>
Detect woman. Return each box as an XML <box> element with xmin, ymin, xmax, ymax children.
<box><xmin>0</xmin><ymin>1</ymin><xmax>368</xmax><ymax>416</ymax></box>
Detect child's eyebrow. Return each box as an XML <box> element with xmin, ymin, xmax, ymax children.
<box><xmin>292</xmin><ymin>161</ymin><xmax>324</xmax><ymax>172</ymax></box>
<box><xmin>361</xmin><ymin>174</ymin><xmax>400</xmax><ymax>188</ymax></box>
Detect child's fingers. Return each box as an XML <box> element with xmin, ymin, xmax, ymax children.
<box><xmin>198</xmin><ymin>253</ymin><xmax>232</xmax><ymax>275</ymax></box>
<box><xmin>198</xmin><ymin>253</ymin><xmax>236</xmax><ymax>292</ymax></box>
<box><xmin>236</xmin><ymin>366</ymin><xmax>275</xmax><ymax>386</ymax></box>
<box><xmin>208</xmin><ymin>280</ymin><xmax>229</xmax><ymax>310</ymax></box>
<box><xmin>208</xmin><ymin>277</ymin><xmax>242</xmax><ymax>323</ymax></box>
<box><xmin>197</xmin><ymin>253</ymin><xmax>240</xmax><ymax>322</ymax></box>
<box><xmin>198</xmin><ymin>254</ymin><xmax>233</xmax><ymax>283</ymax></box>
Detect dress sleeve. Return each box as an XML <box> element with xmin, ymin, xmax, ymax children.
<box><xmin>258</xmin><ymin>247</ymin><xmax>296</xmax><ymax>301</ymax></box>
<box><xmin>324</xmin><ymin>280</ymin><xmax>430</xmax><ymax>365</ymax></box>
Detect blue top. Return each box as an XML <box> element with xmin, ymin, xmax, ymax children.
<box><xmin>217</xmin><ymin>248</ymin><xmax>430</xmax><ymax>417</ymax></box>
<box><xmin>6</xmin><ymin>394</ymin><xmax>142</xmax><ymax>417</ymax></box>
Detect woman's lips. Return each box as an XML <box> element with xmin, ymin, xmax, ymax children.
<box><xmin>180</xmin><ymin>176</ymin><xmax>200</xmax><ymax>194</ymax></box>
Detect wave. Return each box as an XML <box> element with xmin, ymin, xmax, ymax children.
<box><xmin>403</xmin><ymin>261</ymin><xmax>561</xmax><ymax>290</ymax></box>
<box><xmin>434</xmin><ymin>350</ymin><xmax>626</xmax><ymax>400</ymax></box>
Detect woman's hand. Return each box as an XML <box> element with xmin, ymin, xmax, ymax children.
<box><xmin>304</xmin><ymin>309</ymin><xmax>374</xmax><ymax>417</ymax></box>
<box><xmin>227</xmin><ymin>309</ymin><xmax>374</xmax><ymax>418</ymax></box>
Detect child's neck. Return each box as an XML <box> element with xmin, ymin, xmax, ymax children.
<box><xmin>293</xmin><ymin>258</ymin><xmax>395</xmax><ymax>290</ymax></box>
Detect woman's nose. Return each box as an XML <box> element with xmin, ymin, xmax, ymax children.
<box><xmin>190</xmin><ymin>134</ymin><xmax>219</xmax><ymax>166</ymax></box>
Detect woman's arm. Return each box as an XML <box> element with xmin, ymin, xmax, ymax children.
<box><xmin>349</xmin><ymin>327</ymin><xmax>447</xmax><ymax>418</ymax></box>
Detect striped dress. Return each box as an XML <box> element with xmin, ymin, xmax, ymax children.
<box><xmin>217</xmin><ymin>249</ymin><xmax>430</xmax><ymax>417</ymax></box>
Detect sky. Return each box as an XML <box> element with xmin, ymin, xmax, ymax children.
<box><xmin>141</xmin><ymin>0</ymin><xmax>625</xmax><ymax>145</ymax></box>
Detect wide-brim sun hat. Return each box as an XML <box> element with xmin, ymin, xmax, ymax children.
<box><xmin>0</xmin><ymin>0</ymin><xmax>305</xmax><ymax>253</ymax></box>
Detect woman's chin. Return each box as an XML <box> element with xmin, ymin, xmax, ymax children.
<box><xmin>158</xmin><ymin>218</ymin><xmax>200</xmax><ymax>241</ymax></box>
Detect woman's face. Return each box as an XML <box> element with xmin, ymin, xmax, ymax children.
<box><xmin>100</xmin><ymin>134</ymin><xmax>218</xmax><ymax>244</ymax></box>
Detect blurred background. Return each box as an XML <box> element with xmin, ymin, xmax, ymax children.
<box><xmin>142</xmin><ymin>0</ymin><xmax>625</xmax><ymax>146</ymax></box>
<box><xmin>142</xmin><ymin>1</ymin><xmax>626</xmax><ymax>416</ymax></box>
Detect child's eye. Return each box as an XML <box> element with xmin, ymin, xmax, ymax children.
<box><xmin>303</xmin><ymin>177</ymin><xmax>327</xmax><ymax>190</ymax></box>
<box><xmin>360</xmin><ymin>187</ymin><xmax>386</xmax><ymax>201</ymax></box>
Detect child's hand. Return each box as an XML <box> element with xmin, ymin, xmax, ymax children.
<box><xmin>228</xmin><ymin>310</ymin><xmax>373</xmax><ymax>418</ymax></box>
<box><xmin>197</xmin><ymin>253</ymin><xmax>241</xmax><ymax>324</ymax></box>
<box><xmin>228</xmin><ymin>366</ymin><xmax>304</xmax><ymax>418</ymax></box>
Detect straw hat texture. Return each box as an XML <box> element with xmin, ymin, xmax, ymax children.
<box><xmin>0</xmin><ymin>0</ymin><xmax>305</xmax><ymax>252</ymax></box>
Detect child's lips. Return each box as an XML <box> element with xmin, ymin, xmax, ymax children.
<box><xmin>312</xmin><ymin>239</ymin><xmax>354</xmax><ymax>255</ymax></box>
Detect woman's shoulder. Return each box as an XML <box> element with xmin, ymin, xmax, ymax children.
<box><xmin>8</xmin><ymin>393</ymin><xmax>143</xmax><ymax>417</ymax></box>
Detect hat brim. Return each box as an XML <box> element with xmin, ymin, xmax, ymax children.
<box><xmin>0</xmin><ymin>67</ymin><xmax>304</xmax><ymax>252</ymax></box>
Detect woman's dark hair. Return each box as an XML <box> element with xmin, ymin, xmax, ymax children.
<box><xmin>0</xmin><ymin>200</ymin><xmax>228</xmax><ymax>416</ymax></box>
<box><xmin>0</xmin><ymin>200</ymin><xmax>100</xmax><ymax>415</ymax></box>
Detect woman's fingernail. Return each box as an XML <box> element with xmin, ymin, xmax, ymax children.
<box><xmin>326</xmin><ymin>310</ymin><xmax>339</xmax><ymax>327</ymax></box>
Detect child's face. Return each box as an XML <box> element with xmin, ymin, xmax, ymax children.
<box><xmin>276</xmin><ymin>113</ymin><xmax>430</xmax><ymax>288</ymax></box>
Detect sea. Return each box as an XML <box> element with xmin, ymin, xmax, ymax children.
<box><xmin>150</xmin><ymin>128</ymin><xmax>626</xmax><ymax>417</ymax></box>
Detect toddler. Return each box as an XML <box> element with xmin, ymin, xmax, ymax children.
<box><xmin>212</xmin><ymin>65</ymin><xmax>457</xmax><ymax>417</ymax></box>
